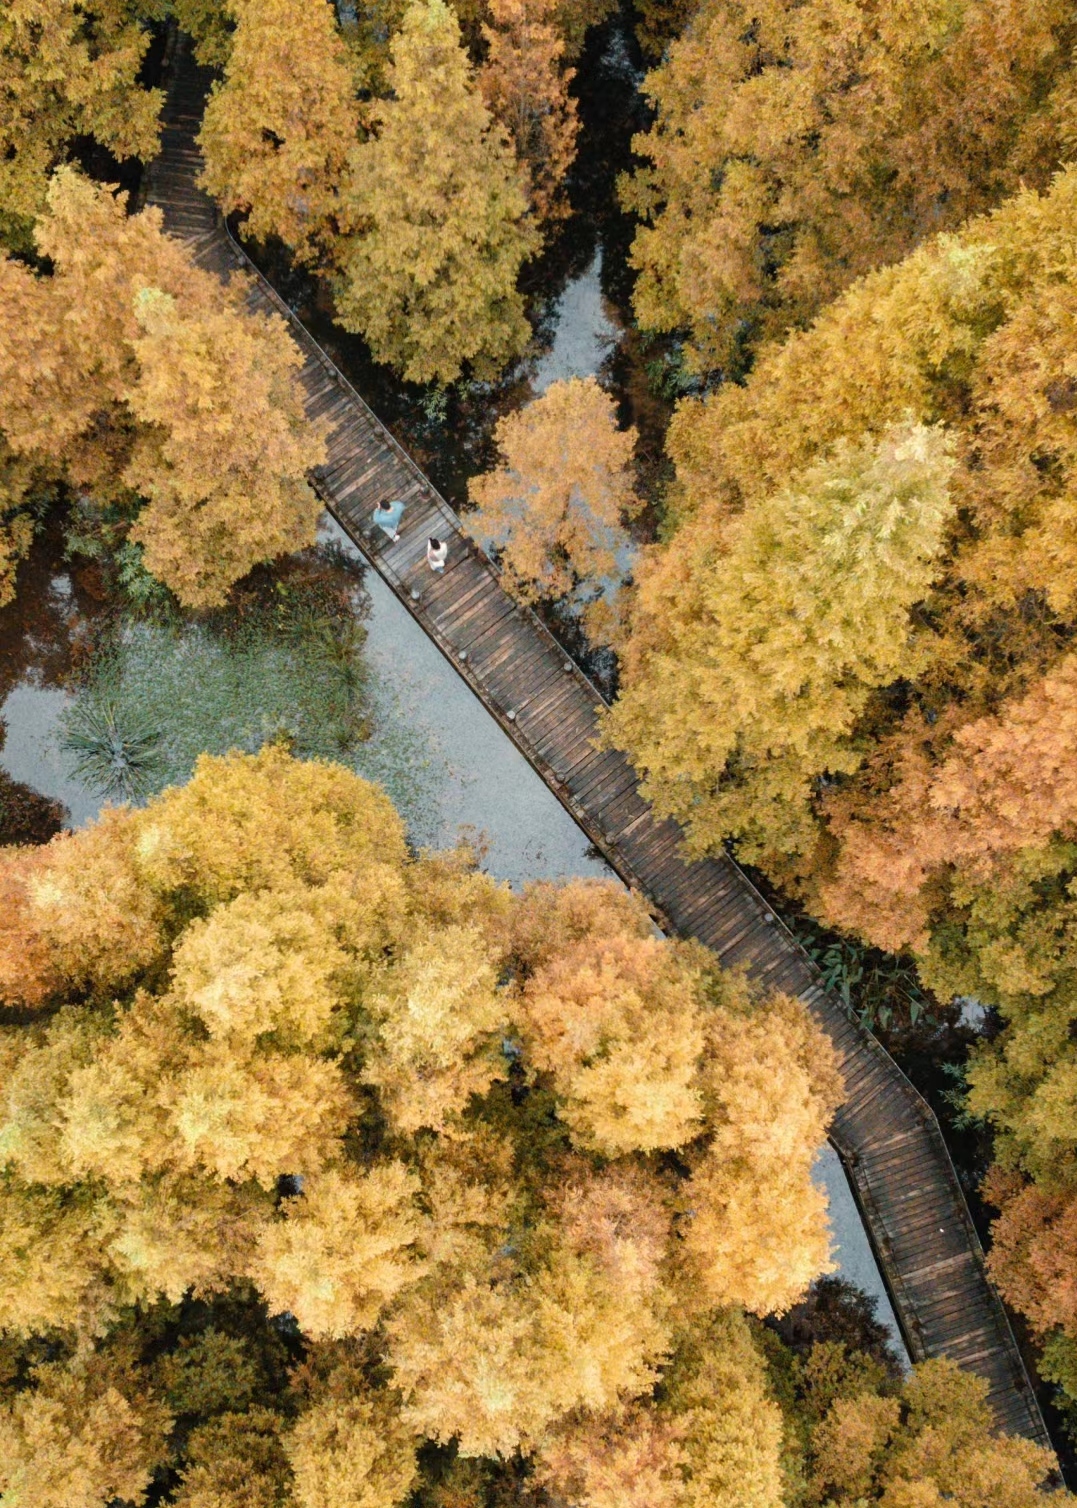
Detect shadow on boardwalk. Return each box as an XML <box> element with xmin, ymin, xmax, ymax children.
<box><xmin>142</xmin><ymin>30</ymin><xmax>1052</xmax><ymax>1450</ymax></box>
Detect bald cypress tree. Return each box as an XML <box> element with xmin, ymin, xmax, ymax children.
<box><xmin>335</xmin><ymin>0</ymin><xmax>539</xmax><ymax>384</ymax></box>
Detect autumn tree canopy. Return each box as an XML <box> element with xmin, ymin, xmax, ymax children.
<box><xmin>198</xmin><ymin>0</ymin><xmax>362</xmax><ymax>263</ymax></box>
<box><xmin>622</xmin><ymin>0</ymin><xmax>1077</xmax><ymax>375</ymax></box>
<box><xmin>611</xmin><ymin>164</ymin><xmax>1077</xmax><ymax>896</ymax></box>
<box><xmin>479</xmin><ymin>0</ymin><xmax>580</xmax><ymax>225</ymax></box>
<box><xmin>769</xmin><ymin>1342</ymin><xmax>1060</xmax><ymax>1508</ymax></box>
<box><xmin>0</xmin><ymin>0</ymin><xmax>162</xmax><ymax>251</ymax></box>
<box><xmin>0</xmin><ymin>746</ymin><xmax>845</xmax><ymax>1501</ymax></box>
<box><xmin>608</xmin><ymin>155</ymin><xmax>1077</xmax><ymax>1428</ymax></box>
<box><xmin>335</xmin><ymin>0</ymin><xmax>540</xmax><ymax>384</ymax></box>
<box><xmin>466</xmin><ymin>376</ymin><xmax>638</xmax><ymax>642</ymax></box>
<box><xmin>0</xmin><ymin>170</ymin><xmax>323</xmax><ymax>607</ymax></box>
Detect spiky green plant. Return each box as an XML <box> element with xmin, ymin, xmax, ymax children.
<box><xmin>60</xmin><ymin>696</ymin><xmax>165</xmax><ymax>802</ymax></box>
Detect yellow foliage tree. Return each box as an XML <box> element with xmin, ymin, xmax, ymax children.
<box><xmin>680</xmin><ymin>995</ymin><xmax>843</xmax><ymax>1315</ymax></box>
<box><xmin>335</xmin><ymin>0</ymin><xmax>539</xmax><ymax>384</ymax></box>
<box><xmin>0</xmin><ymin>0</ymin><xmax>161</xmax><ymax>249</ymax></box>
<box><xmin>466</xmin><ymin>376</ymin><xmax>638</xmax><ymax>642</ymax></box>
<box><xmin>608</xmin><ymin>421</ymin><xmax>955</xmax><ymax>867</ymax></box>
<box><xmin>807</xmin><ymin>1358</ymin><xmax>1057</xmax><ymax>1506</ymax></box>
<box><xmin>170</xmin><ymin>1408</ymin><xmax>290</xmax><ymax>1508</ymax></box>
<box><xmin>479</xmin><ymin>0</ymin><xmax>579</xmax><ymax>224</ymax></box>
<box><xmin>0</xmin><ymin>748</ymin><xmax>845</xmax><ymax>1490</ymax></box>
<box><xmin>363</xmin><ymin>926</ymin><xmax>506</xmax><ymax>1134</ymax></box>
<box><xmin>622</xmin><ymin>0</ymin><xmax>1077</xmax><ymax>374</ymax></box>
<box><xmin>0</xmin><ymin>750</ymin><xmax>442</xmax><ymax>1334</ymax></box>
<box><xmin>519</xmin><ymin>926</ymin><xmax>706</xmax><ymax>1154</ymax></box>
<box><xmin>124</xmin><ymin>286</ymin><xmax>324</xmax><ymax>607</ymax></box>
<box><xmin>198</xmin><ymin>0</ymin><xmax>362</xmax><ymax>262</ymax></box>
<box><xmin>613</xmin><ymin>165</ymin><xmax>1077</xmax><ymax>887</ymax></box>
<box><xmin>662</xmin><ymin>1309</ymin><xmax>786</xmax><ymax>1508</ymax></box>
<box><xmin>286</xmin><ymin>1395</ymin><xmax>418</xmax><ymax>1508</ymax></box>
<box><xmin>0</xmin><ymin>1359</ymin><xmax>171</xmax><ymax>1508</ymax></box>
<box><xmin>253</xmin><ymin>1165</ymin><xmax>423</xmax><ymax>1338</ymax></box>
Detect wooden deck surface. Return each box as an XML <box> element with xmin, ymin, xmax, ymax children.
<box><xmin>143</xmin><ymin>31</ymin><xmax>1052</xmax><ymax>1449</ymax></box>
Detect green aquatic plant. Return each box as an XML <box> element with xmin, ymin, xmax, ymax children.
<box><xmin>60</xmin><ymin>695</ymin><xmax>165</xmax><ymax>802</ymax></box>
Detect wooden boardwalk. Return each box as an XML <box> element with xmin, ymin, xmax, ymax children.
<box><xmin>143</xmin><ymin>32</ymin><xmax>1051</xmax><ymax>1448</ymax></box>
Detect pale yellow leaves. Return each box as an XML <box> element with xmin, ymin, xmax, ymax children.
<box><xmin>254</xmin><ymin>1165</ymin><xmax>423</xmax><ymax>1338</ymax></box>
<box><xmin>105</xmin><ymin>1174</ymin><xmax>262</xmax><ymax>1306</ymax></box>
<box><xmin>164</xmin><ymin>1048</ymin><xmax>352</xmax><ymax>1189</ymax></box>
<box><xmin>683</xmin><ymin>995</ymin><xmax>842</xmax><ymax>1315</ymax></box>
<box><xmin>126</xmin><ymin>287</ymin><xmax>324</xmax><ymax>608</ymax></box>
<box><xmin>134</xmin><ymin>746</ymin><xmax>408</xmax><ymax>903</ymax></box>
<box><xmin>466</xmin><ymin>376</ymin><xmax>638</xmax><ymax>641</ymax></box>
<box><xmin>387</xmin><ymin>1251</ymin><xmax>667</xmax><ymax>1458</ymax></box>
<box><xmin>287</xmin><ymin>1397</ymin><xmax>418</xmax><ymax>1508</ymax></box>
<box><xmin>170</xmin><ymin>889</ymin><xmax>351</xmax><ymax>1046</ymax></box>
<box><xmin>608</xmin><ymin>420</ymin><xmax>956</xmax><ymax>865</ymax></box>
<box><xmin>365</xmin><ymin>926</ymin><xmax>506</xmax><ymax>1133</ymax></box>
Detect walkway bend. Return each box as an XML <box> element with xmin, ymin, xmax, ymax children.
<box><xmin>143</xmin><ymin>31</ymin><xmax>1051</xmax><ymax>1449</ymax></box>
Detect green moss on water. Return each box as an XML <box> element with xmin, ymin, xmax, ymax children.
<box><xmin>57</xmin><ymin>549</ymin><xmax>449</xmax><ymax>842</ymax></box>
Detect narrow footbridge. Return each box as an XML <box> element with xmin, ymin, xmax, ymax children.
<box><xmin>143</xmin><ymin>31</ymin><xmax>1051</xmax><ymax>1448</ymax></box>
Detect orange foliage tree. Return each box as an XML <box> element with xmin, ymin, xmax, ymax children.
<box><xmin>0</xmin><ymin>0</ymin><xmax>162</xmax><ymax>251</ymax></box>
<box><xmin>0</xmin><ymin>169</ymin><xmax>323</xmax><ymax>607</ymax></box>
<box><xmin>479</xmin><ymin>0</ymin><xmax>579</xmax><ymax>225</ymax></box>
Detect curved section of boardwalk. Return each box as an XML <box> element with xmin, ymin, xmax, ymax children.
<box><xmin>144</xmin><ymin>31</ymin><xmax>1050</xmax><ymax>1448</ymax></box>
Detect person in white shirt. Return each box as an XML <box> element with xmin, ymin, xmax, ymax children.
<box><xmin>426</xmin><ymin>536</ymin><xmax>448</xmax><ymax>572</ymax></box>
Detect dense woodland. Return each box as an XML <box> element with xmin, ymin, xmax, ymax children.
<box><xmin>4</xmin><ymin>0</ymin><xmax>1077</xmax><ymax>1503</ymax></box>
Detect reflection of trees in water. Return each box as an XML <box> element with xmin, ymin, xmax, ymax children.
<box><xmin>0</xmin><ymin>517</ymin><xmax>105</xmax><ymax>707</ymax></box>
<box><xmin>0</xmin><ymin>768</ymin><xmax>66</xmax><ymax>846</ymax></box>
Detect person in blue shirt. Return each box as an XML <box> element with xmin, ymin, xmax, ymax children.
<box><xmin>372</xmin><ymin>497</ymin><xmax>405</xmax><ymax>541</ymax></box>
